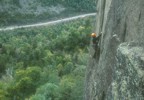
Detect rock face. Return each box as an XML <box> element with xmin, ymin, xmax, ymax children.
<box><xmin>85</xmin><ymin>0</ymin><xmax>144</xmax><ymax>100</ymax></box>
<box><xmin>108</xmin><ymin>42</ymin><xmax>144</xmax><ymax>99</ymax></box>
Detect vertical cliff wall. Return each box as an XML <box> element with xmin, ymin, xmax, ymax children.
<box><xmin>85</xmin><ymin>0</ymin><xmax>144</xmax><ymax>99</ymax></box>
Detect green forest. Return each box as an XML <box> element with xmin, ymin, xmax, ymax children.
<box><xmin>0</xmin><ymin>0</ymin><xmax>96</xmax><ymax>11</ymax></box>
<box><xmin>0</xmin><ymin>0</ymin><xmax>96</xmax><ymax>26</ymax></box>
<box><xmin>0</xmin><ymin>16</ymin><xmax>95</xmax><ymax>100</ymax></box>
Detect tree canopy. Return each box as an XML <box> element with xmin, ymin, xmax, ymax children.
<box><xmin>0</xmin><ymin>16</ymin><xmax>95</xmax><ymax>100</ymax></box>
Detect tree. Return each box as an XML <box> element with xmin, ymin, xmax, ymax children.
<box><xmin>7</xmin><ymin>67</ymin><xmax>41</xmax><ymax>99</ymax></box>
<box><xmin>30</xmin><ymin>83</ymin><xmax>61</xmax><ymax>100</ymax></box>
<box><xmin>59</xmin><ymin>75</ymin><xmax>76</xmax><ymax>100</ymax></box>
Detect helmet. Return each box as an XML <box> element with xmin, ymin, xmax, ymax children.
<box><xmin>91</xmin><ymin>33</ymin><xmax>96</xmax><ymax>37</ymax></box>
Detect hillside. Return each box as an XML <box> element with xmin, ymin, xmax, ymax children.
<box><xmin>85</xmin><ymin>0</ymin><xmax>144</xmax><ymax>100</ymax></box>
<box><xmin>0</xmin><ymin>0</ymin><xmax>96</xmax><ymax>26</ymax></box>
<box><xmin>0</xmin><ymin>16</ymin><xmax>96</xmax><ymax>100</ymax></box>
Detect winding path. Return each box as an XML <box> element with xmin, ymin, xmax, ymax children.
<box><xmin>0</xmin><ymin>13</ymin><xmax>96</xmax><ymax>31</ymax></box>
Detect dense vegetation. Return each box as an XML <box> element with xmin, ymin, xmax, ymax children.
<box><xmin>0</xmin><ymin>0</ymin><xmax>96</xmax><ymax>11</ymax></box>
<box><xmin>0</xmin><ymin>17</ymin><xmax>95</xmax><ymax>100</ymax></box>
<box><xmin>41</xmin><ymin>0</ymin><xmax>96</xmax><ymax>11</ymax></box>
<box><xmin>0</xmin><ymin>0</ymin><xmax>96</xmax><ymax>26</ymax></box>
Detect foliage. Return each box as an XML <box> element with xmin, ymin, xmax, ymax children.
<box><xmin>0</xmin><ymin>17</ymin><xmax>95</xmax><ymax>99</ymax></box>
<box><xmin>0</xmin><ymin>0</ymin><xmax>96</xmax><ymax>26</ymax></box>
<box><xmin>30</xmin><ymin>83</ymin><xmax>61</xmax><ymax>100</ymax></box>
<box><xmin>7</xmin><ymin>67</ymin><xmax>41</xmax><ymax>99</ymax></box>
<box><xmin>59</xmin><ymin>75</ymin><xmax>76</xmax><ymax>100</ymax></box>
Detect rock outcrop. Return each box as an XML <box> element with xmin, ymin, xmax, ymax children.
<box><xmin>85</xmin><ymin>0</ymin><xmax>144</xmax><ymax>100</ymax></box>
<box><xmin>108</xmin><ymin>42</ymin><xmax>144</xmax><ymax>99</ymax></box>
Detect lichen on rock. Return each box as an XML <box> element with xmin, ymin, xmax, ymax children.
<box><xmin>85</xmin><ymin>0</ymin><xmax>144</xmax><ymax>99</ymax></box>
<box><xmin>110</xmin><ymin>42</ymin><xmax>144</xmax><ymax>99</ymax></box>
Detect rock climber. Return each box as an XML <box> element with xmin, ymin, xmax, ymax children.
<box><xmin>91</xmin><ymin>33</ymin><xmax>101</xmax><ymax>46</ymax></box>
<box><xmin>0</xmin><ymin>43</ymin><xmax>2</xmax><ymax>53</ymax></box>
<box><xmin>91</xmin><ymin>32</ymin><xmax>101</xmax><ymax>59</ymax></box>
<box><xmin>91</xmin><ymin>33</ymin><xmax>97</xmax><ymax>45</ymax></box>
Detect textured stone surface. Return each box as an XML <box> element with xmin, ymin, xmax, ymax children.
<box><xmin>107</xmin><ymin>42</ymin><xmax>144</xmax><ymax>99</ymax></box>
<box><xmin>85</xmin><ymin>0</ymin><xmax>144</xmax><ymax>100</ymax></box>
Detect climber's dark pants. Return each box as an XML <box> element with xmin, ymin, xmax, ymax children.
<box><xmin>92</xmin><ymin>44</ymin><xmax>100</xmax><ymax>59</ymax></box>
<box><xmin>92</xmin><ymin>35</ymin><xmax>101</xmax><ymax>59</ymax></box>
